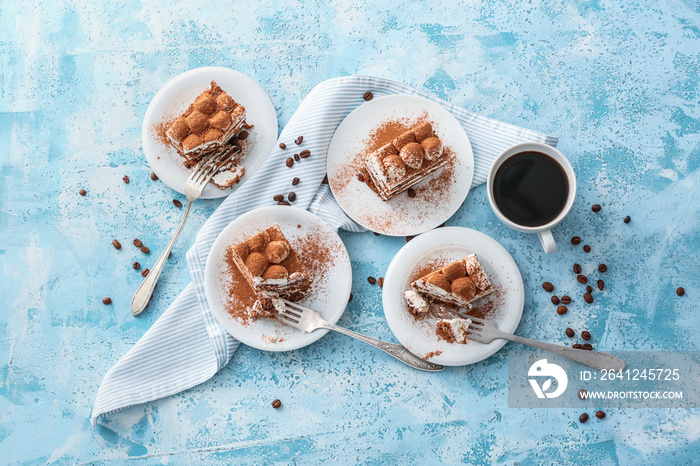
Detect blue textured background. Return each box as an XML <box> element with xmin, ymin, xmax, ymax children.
<box><xmin>1</xmin><ymin>0</ymin><xmax>699</xmax><ymax>464</ymax></box>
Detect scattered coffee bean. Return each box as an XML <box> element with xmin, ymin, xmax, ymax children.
<box><xmin>102</xmin><ymin>297</ymin><xmax>112</xmax><ymax>305</ymax></box>
<box><xmin>584</xmin><ymin>293</ymin><xmax>593</xmax><ymax>303</ymax></box>
<box><xmin>348</xmin><ymin>293</ymin><xmax>353</xmax><ymax>303</ymax></box>
<box><xmin>573</xmin><ymin>263</ymin><xmax>582</xmax><ymax>274</ymax></box>
<box><xmin>579</xmin><ymin>413</ymin><xmax>589</xmax><ymax>423</ymax></box>
<box><xmin>272</xmin><ymin>399</ymin><xmax>282</xmax><ymax>409</ymax></box>
<box><xmin>133</xmin><ymin>262</ymin><xmax>141</xmax><ymax>270</ymax></box>
<box><xmin>571</xmin><ymin>236</ymin><xmax>581</xmax><ymax>245</ymax></box>
<box><xmin>299</xmin><ymin>150</ymin><xmax>310</xmax><ymax>158</ymax></box>
<box><xmin>150</xmin><ymin>171</ymin><xmax>158</xmax><ymax>181</ymax></box>
<box><xmin>288</xmin><ymin>192</ymin><xmax>297</xmax><ymax>202</ymax></box>
<box><xmin>565</xmin><ymin>328</ymin><xmax>575</xmax><ymax>338</ymax></box>
<box><xmin>551</xmin><ymin>295</ymin><xmax>560</xmax><ymax>305</ymax></box>
<box><xmin>79</xmin><ymin>189</ymin><xmax>87</xmax><ymax>196</ymax></box>
<box><xmin>133</xmin><ymin>239</ymin><xmax>143</xmax><ymax>248</ymax></box>
<box><xmin>597</xmin><ymin>280</ymin><xmax>604</xmax><ymax>291</ymax></box>
<box><xmin>150</xmin><ymin>294</ymin><xmax>154</xmax><ymax>301</ymax></box>
<box><xmin>407</xmin><ymin>188</ymin><xmax>416</xmax><ymax>198</ymax></box>
<box><xmin>368</xmin><ymin>276</ymin><xmax>377</xmax><ymax>285</ymax></box>
<box><xmin>595</xmin><ymin>410</ymin><xmax>606</xmax><ymax>419</ymax></box>
<box><xmin>592</xmin><ymin>204</ymin><xmax>601</xmax><ymax>212</ymax></box>
<box><xmin>322</xmin><ymin>176</ymin><xmax>328</xmax><ymax>184</ymax></box>
<box><xmin>582</xmin><ymin>343</ymin><xmax>593</xmax><ymax>350</ymax></box>
<box><xmin>141</xmin><ymin>246</ymin><xmax>150</xmax><ymax>254</ymax></box>
<box><xmin>561</xmin><ymin>296</ymin><xmax>572</xmax><ymax>304</ymax></box>
<box><xmin>557</xmin><ymin>306</ymin><xmax>568</xmax><ymax>315</ymax></box>
<box><xmin>363</xmin><ymin>91</ymin><xmax>373</xmax><ymax>101</ymax></box>
<box><xmin>543</xmin><ymin>282</ymin><xmax>554</xmax><ymax>292</ymax></box>
<box><xmin>123</xmin><ymin>175</ymin><xmax>129</xmax><ymax>184</ymax></box>
<box><xmin>278</xmin><ymin>201</ymin><xmax>291</xmax><ymax>206</ymax></box>
<box><xmin>294</xmin><ymin>153</ymin><xmax>300</xmax><ymax>162</ymax></box>
<box><xmin>406</xmin><ymin>236</ymin><xmax>414</xmax><ymax>242</ymax></box>
<box><xmin>573</xmin><ymin>344</ymin><xmax>583</xmax><ymax>349</ymax></box>
<box><xmin>598</xmin><ymin>263</ymin><xmax>607</xmax><ymax>273</ymax></box>
<box><xmin>583</xmin><ymin>245</ymin><xmax>591</xmax><ymax>253</ymax></box>
<box><xmin>373</xmin><ymin>232</ymin><xmax>380</xmax><ymax>236</ymax></box>
<box><xmin>112</xmin><ymin>240</ymin><xmax>122</xmax><ymax>250</ymax></box>
<box><xmin>356</xmin><ymin>172</ymin><xmax>366</xmax><ymax>182</ymax></box>
<box><xmin>586</xmin><ymin>285</ymin><xmax>593</xmax><ymax>293</ymax></box>
<box><xmin>378</xmin><ymin>277</ymin><xmax>384</xmax><ymax>287</ymax></box>
<box><xmin>292</xmin><ymin>177</ymin><xmax>300</xmax><ymax>186</ymax></box>
<box><xmin>581</xmin><ymin>331</ymin><xmax>591</xmax><ymax>340</ymax></box>
<box><xmin>577</xmin><ymin>274</ymin><xmax>588</xmax><ymax>284</ymax></box>
<box><xmin>141</xmin><ymin>268</ymin><xmax>150</xmax><ymax>277</ymax></box>
<box><xmin>624</xmin><ymin>215</ymin><xmax>631</xmax><ymax>223</ymax></box>
<box><xmin>273</xmin><ymin>194</ymin><xmax>284</xmax><ymax>202</ymax></box>
<box><xmin>295</xmin><ymin>135</ymin><xmax>303</xmax><ymax>145</ymax></box>
<box><xmin>238</xmin><ymin>130</ymin><xmax>249</xmax><ymax>140</ymax></box>
<box><xmin>676</xmin><ymin>287</ymin><xmax>685</xmax><ymax>296</ymax></box>
<box><xmin>286</xmin><ymin>157</ymin><xmax>294</xmax><ymax>167</ymax></box>
<box><xmin>279</xmin><ymin>142</ymin><xmax>286</xmax><ymax>150</ymax></box>
<box><xmin>173</xmin><ymin>199</ymin><xmax>182</xmax><ymax>208</ymax></box>
<box><xmin>578</xmin><ymin>389</ymin><xmax>587</xmax><ymax>400</ymax></box>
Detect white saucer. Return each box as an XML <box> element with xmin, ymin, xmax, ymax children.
<box><xmin>327</xmin><ymin>94</ymin><xmax>474</xmax><ymax>236</ymax></box>
<box><xmin>204</xmin><ymin>206</ymin><xmax>352</xmax><ymax>352</ymax></box>
<box><xmin>383</xmin><ymin>227</ymin><xmax>524</xmax><ymax>366</ymax></box>
<box><xmin>142</xmin><ymin>67</ymin><xmax>278</xmax><ymax>199</ymax></box>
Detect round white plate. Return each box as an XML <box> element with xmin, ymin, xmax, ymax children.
<box><xmin>205</xmin><ymin>206</ymin><xmax>352</xmax><ymax>352</ymax></box>
<box><xmin>383</xmin><ymin>227</ymin><xmax>524</xmax><ymax>366</ymax></box>
<box><xmin>142</xmin><ymin>67</ymin><xmax>278</xmax><ymax>199</ymax></box>
<box><xmin>327</xmin><ymin>94</ymin><xmax>474</xmax><ymax>236</ymax></box>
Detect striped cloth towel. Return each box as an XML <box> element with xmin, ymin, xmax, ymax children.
<box><xmin>91</xmin><ymin>75</ymin><xmax>557</xmax><ymax>426</ymax></box>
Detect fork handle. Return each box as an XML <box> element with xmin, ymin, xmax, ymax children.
<box><xmin>321</xmin><ymin>323</ymin><xmax>445</xmax><ymax>372</ymax></box>
<box><xmin>501</xmin><ymin>333</ymin><xmax>625</xmax><ymax>371</ymax></box>
<box><xmin>131</xmin><ymin>200</ymin><xmax>194</xmax><ymax>316</ymax></box>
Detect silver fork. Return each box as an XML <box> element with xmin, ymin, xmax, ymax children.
<box><xmin>277</xmin><ymin>300</ymin><xmax>445</xmax><ymax>372</ymax></box>
<box><xmin>131</xmin><ymin>145</ymin><xmax>239</xmax><ymax>316</ymax></box>
<box><xmin>464</xmin><ymin>315</ymin><xmax>625</xmax><ymax>370</ymax></box>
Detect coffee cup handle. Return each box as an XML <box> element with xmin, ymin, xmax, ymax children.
<box><xmin>538</xmin><ymin>229</ymin><xmax>557</xmax><ymax>254</ymax></box>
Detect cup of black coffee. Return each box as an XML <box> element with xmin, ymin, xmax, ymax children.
<box><xmin>487</xmin><ymin>142</ymin><xmax>576</xmax><ymax>254</ymax></box>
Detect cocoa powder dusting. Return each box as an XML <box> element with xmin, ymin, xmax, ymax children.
<box><xmin>423</xmin><ymin>350</ymin><xmax>443</xmax><ymax>359</ymax></box>
<box><xmin>154</xmin><ymin>119</ymin><xmax>174</xmax><ymax>147</ymax></box>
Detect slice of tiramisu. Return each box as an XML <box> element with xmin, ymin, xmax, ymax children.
<box><xmin>409</xmin><ymin>254</ymin><xmax>493</xmax><ymax>308</ymax></box>
<box><xmin>166</xmin><ymin>81</ymin><xmax>247</xmax><ymax>189</ymax></box>
<box><xmin>230</xmin><ymin>224</ymin><xmax>312</xmax><ymax>302</ymax></box>
<box><xmin>362</xmin><ymin>122</ymin><xmax>448</xmax><ymax>201</ymax></box>
<box><xmin>436</xmin><ymin>317</ymin><xmax>472</xmax><ymax>344</ymax></box>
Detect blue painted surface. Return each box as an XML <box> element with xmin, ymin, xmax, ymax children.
<box><xmin>1</xmin><ymin>0</ymin><xmax>699</xmax><ymax>464</ymax></box>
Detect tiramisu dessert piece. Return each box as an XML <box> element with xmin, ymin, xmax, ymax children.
<box><xmin>436</xmin><ymin>317</ymin><xmax>472</xmax><ymax>344</ymax></box>
<box><xmin>362</xmin><ymin>122</ymin><xmax>448</xmax><ymax>201</ymax></box>
<box><xmin>403</xmin><ymin>289</ymin><xmax>430</xmax><ymax>315</ymax></box>
<box><xmin>408</xmin><ymin>254</ymin><xmax>493</xmax><ymax>308</ymax></box>
<box><xmin>165</xmin><ymin>81</ymin><xmax>247</xmax><ymax>189</ymax></box>
<box><xmin>230</xmin><ymin>224</ymin><xmax>313</xmax><ymax>303</ymax></box>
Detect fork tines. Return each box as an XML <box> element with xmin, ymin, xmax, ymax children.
<box><xmin>188</xmin><ymin>145</ymin><xmax>239</xmax><ymax>185</ymax></box>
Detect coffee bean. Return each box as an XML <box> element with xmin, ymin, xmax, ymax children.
<box><xmin>583</xmin><ymin>245</ymin><xmax>591</xmax><ymax>253</ymax></box>
<box><xmin>584</xmin><ymin>292</ymin><xmax>593</xmax><ymax>303</ymax></box>
<box><xmin>363</xmin><ymin>91</ymin><xmax>373</xmax><ymax>101</ymax></box>
<box><xmin>598</xmin><ymin>264</ymin><xmax>607</xmax><ymax>273</ymax></box>
<box><xmin>557</xmin><ymin>306</ymin><xmax>568</xmax><ymax>315</ymax></box>
<box><xmin>238</xmin><ymin>130</ymin><xmax>249</xmax><ymax>140</ymax></box>
<box><xmin>573</xmin><ymin>344</ymin><xmax>583</xmax><ymax>349</ymax></box>
<box><xmin>150</xmin><ymin>171</ymin><xmax>158</xmax><ymax>181</ymax></box>
<box><xmin>579</xmin><ymin>413</ymin><xmax>589</xmax><ymax>423</ymax></box>
<box><xmin>571</xmin><ymin>236</ymin><xmax>581</xmax><ymax>245</ymax></box>
<box><xmin>123</xmin><ymin>175</ymin><xmax>129</xmax><ymax>184</ymax></box>
<box><xmin>272</xmin><ymin>399</ymin><xmax>282</xmax><ymax>409</ymax></box>
<box><xmin>565</xmin><ymin>328</ymin><xmax>575</xmax><ymax>338</ymax></box>
<box><xmin>112</xmin><ymin>240</ymin><xmax>122</xmax><ymax>250</ymax></box>
<box><xmin>133</xmin><ymin>239</ymin><xmax>143</xmax><ymax>248</ymax></box>
<box><xmin>348</xmin><ymin>293</ymin><xmax>353</xmax><ymax>303</ymax></box>
<box><xmin>578</xmin><ymin>389</ymin><xmax>587</xmax><ymax>400</ymax></box>
<box><xmin>292</xmin><ymin>177</ymin><xmax>300</xmax><ymax>186</ymax></box>
<box><xmin>278</xmin><ymin>201</ymin><xmax>291</xmax><ymax>206</ymax></box>
<box><xmin>231</xmin><ymin>137</ymin><xmax>241</xmax><ymax>148</ymax></box>
<box><xmin>624</xmin><ymin>215</ymin><xmax>631</xmax><ymax>223</ymax></box>
<box><xmin>141</xmin><ymin>268</ymin><xmax>150</xmax><ymax>277</ymax></box>
<box><xmin>294</xmin><ymin>153</ymin><xmax>300</xmax><ymax>162</ymax></box>
<box><xmin>279</xmin><ymin>142</ymin><xmax>286</xmax><ymax>150</ymax></box>
<box><xmin>407</xmin><ymin>188</ymin><xmax>416</xmax><ymax>198</ymax></box>
<box><xmin>406</xmin><ymin>236</ymin><xmax>414</xmax><ymax>242</ymax></box>
<box><xmin>378</xmin><ymin>277</ymin><xmax>384</xmax><ymax>287</ymax></box>
<box><xmin>133</xmin><ymin>262</ymin><xmax>140</xmax><ymax>270</ymax></box>
<box><xmin>141</xmin><ymin>246</ymin><xmax>150</xmax><ymax>254</ymax></box>
<box><xmin>173</xmin><ymin>199</ymin><xmax>182</xmax><ymax>208</ymax></box>
<box><xmin>595</xmin><ymin>410</ymin><xmax>606</xmax><ymax>419</ymax></box>
<box><xmin>284</xmin><ymin>158</ymin><xmax>293</xmax><ymax>168</ymax></box>
<box><xmin>322</xmin><ymin>176</ymin><xmax>328</xmax><ymax>184</ymax></box>
<box><xmin>582</xmin><ymin>343</ymin><xmax>593</xmax><ymax>350</ymax></box>
<box><xmin>102</xmin><ymin>297</ymin><xmax>112</xmax><ymax>305</ymax></box>
<box><xmin>561</xmin><ymin>296</ymin><xmax>572</xmax><ymax>304</ymax></box>
<box><xmin>357</xmin><ymin>172</ymin><xmax>366</xmax><ymax>182</ymax></box>
<box><xmin>597</xmin><ymin>279</ymin><xmax>604</xmax><ymax>291</ymax></box>
<box><xmin>551</xmin><ymin>295</ymin><xmax>560</xmax><ymax>305</ymax></box>
<box><xmin>295</xmin><ymin>136</ymin><xmax>303</xmax><ymax>145</ymax></box>
<box><xmin>676</xmin><ymin>287</ymin><xmax>685</xmax><ymax>296</ymax></box>
<box><xmin>273</xmin><ymin>194</ymin><xmax>284</xmax><ymax>202</ymax></box>
<box><xmin>577</xmin><ymin>275</ymin><xmax>588</xmax><ymax>284</ymax></box>
<box><xmin>581</xmin><ymin>331</ymin><xmax>591</xmax><ymax>340</ymax></box>
<box><xmin>288</xmin><ymin>192</ymin><xmax>297</xmax><ymax>202</ymax></box>
<box><xmin>592</xmin><ymin>204</ymin><xmax>601</xmax><ymax>212</ymax></box>
<box><xmin>299</xmin><ymin>150</ymin><xmax>310</xmax><ymax>158</ymax></box>
<box><xmin>373</xmin><ymin>232</ymin><xmax>380</xmax><ymax>236</ymax></box>
<box><xmin>79</xmin><ymin>189</ymin><xmax>87</xmax><ymax>196</ymax></box>
<box><xmin>543</xmin><ymin>282</ymin><xmax>554</xmax><ymax>292</ymax></box>
<box><xmin>367</xmin><ymin>276</ymin><xmax>377</xmax><ymax>285</ymax></box>
<box><xmin>586</xmin><ymin>285</ymin><xmax>593</xmax><ymax>293</ymax></box>
<box><xmin>573</xmin><ymin>263</ymin><xmax>582</xmax><ymax>274</ymax></box>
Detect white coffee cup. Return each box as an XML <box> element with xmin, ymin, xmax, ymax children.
<box><xmin>486</xmin><ymin>142</ymin><xmax>576</xmax><ymax>254</ymax></box>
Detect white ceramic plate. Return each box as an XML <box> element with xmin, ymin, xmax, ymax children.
<box><xmin>205</xmin><ymin>206</ymin><xmax>352</xmax><ymax>351</ymax></box>
<box><xmin>383</xmin><ymin>227</ymin><xmax>524</xmax><ymax>366</ymax></box>
<box><xmin>142</xmin><ymin>67</ymin><xmax>278</xmax><ymax>199</ymax></box>
<box><xmin>327</xmin><ymin>94</ymin><xmax>474</xmax><ymax>236</ymax></box>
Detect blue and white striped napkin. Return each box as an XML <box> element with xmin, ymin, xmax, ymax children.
<box><xmin>91</xmin><ymin>75</ymin><xmax>557</xmax><ymax>426</ymax></box>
